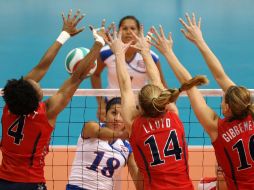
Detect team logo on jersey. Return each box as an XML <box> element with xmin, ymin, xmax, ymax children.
<box><xmin>120</xmin><ymin>145</ymin><xmax>129</xmax><ymax>153</ymax></box>
<box><xmin>129</xmin><ymin>60</ymin><xmax>146</xmax><ymax>73</ymax></box>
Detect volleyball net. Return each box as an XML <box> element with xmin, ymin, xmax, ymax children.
<box><xmin>0</xmin><ymin>88</ymin><xmax>253</xmax><ymax>190</ymax></box>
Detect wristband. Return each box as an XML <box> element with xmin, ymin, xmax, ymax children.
<box><xmin>56</xmin><ymin>31</ymin><xmax>71</xmax><ymax>45</ymax></box>
<box><xmin>93</xmin><ymin>28</ymin><xmax>105</xmax><ymax>46</ymax></box>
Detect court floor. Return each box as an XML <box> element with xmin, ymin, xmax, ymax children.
<box><xmin>0</xmin><ymin>146</ymin><xmax>216</xmax><ymax>190</ymax></box>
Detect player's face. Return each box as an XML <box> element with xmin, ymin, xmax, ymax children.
<box><xmin>120</xmin><ymin>19</ymin><xmax>139</xmax><ymax>43</ymax></box>
<box><xmin>106</xmin><ymin>104</ymin><xmax>125</xmax><ymax>131</ymax></box>
<box><xmin>27</xmin><ymin>79</ymin><xmax>43</xmax><ymax>101</ymax></box>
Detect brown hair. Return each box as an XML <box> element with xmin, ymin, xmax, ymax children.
<box><xmin>118</xmin><ymin>15</ymin><xmax>140</xmax><ymax>31</ymax></box>
<box><xmin>139</xmin><ymin>76</ymin><xmax>209</xmax><ymax>117</ymax></box>
<box><xmin>225</xmin><ymin>86</ymin><xmax>254</xmax><ymax>120</ymax></box>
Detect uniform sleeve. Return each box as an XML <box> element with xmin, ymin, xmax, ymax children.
<box><xmin>100</xmin><ymin>46</ymin><xmax>114</xmax><ymax>62</ymax></box>
<box><xmin>123</xmin><ymin>140</ymin><xmax>133</xmax><ymax>154</ymax></box>
<box><xmin>150</xmin><ymin>50</ymin><xmax>159</xmax><ymax>64</ymax></box>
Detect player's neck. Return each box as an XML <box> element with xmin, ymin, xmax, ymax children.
<box><xmin>125</xmin><ymin>48</ymin><xmax>137</xmax><ymax>62</ymax></box>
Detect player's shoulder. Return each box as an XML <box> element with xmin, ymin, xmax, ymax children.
<box><xmin>119</xmin><ymin>139</ymin><xmax>133</xmax><ymax>154</ymax></box>
<box><xmin>100</xmin><ymin>45</ymin><xmax>114</xmax><ymax>62</ymax></box>
<box><xmin>150</xmin><ymin>49</ymin><xmax>159</xmax><ymax>57</ymax></box>
<box><xmin>150</xmin><ymin>49</ymin><xmax>159</xmax><ymax>63</ymax></box>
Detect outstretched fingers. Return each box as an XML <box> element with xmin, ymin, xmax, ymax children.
<box><xmin>185</xmin><ymin>13</ymin><xmax>193</xmax><ymax>26</ymax></box>
<box><xmin>106</xmin><ymin>22</ymin><xmax>114</xmax><ymax>34</ymax></box>
<box><xmin>74</xmin><ymin>13</ymin><xmax>85</xmax><ymax>27</ymax></box>
<box><xmin>139</xmin><ymin>24</ymin><xmax>145</xmax><ymax>37</ymax></box>
<box><xmin>61</xmin><ymin>9</ymin><xmax>86</xmax><ymax>36</ymax></box>
<box><xmin>150</xmin><ymin>26</ymin><xmax>161</xmax><ymax>40</ymax></box>
<box><xmin>198</xmin><ymin>17</ymin><xmax>202</xmax><ymax>29</ymax></box>
<box><xmin>113</xmin><ymin>23</ymin><xmax>118</xmax><ymax>39</ymax></box>
<box><xmin>179</xmin><ymin>17</ymin><xmax>190</xmax><ymax>31</ymax></box>
<box><xmin>191</xmin><ymin>12</ymin><xmax>196</xmax><ymax>26</ymax></box>
<box><xmin>148</xmin><ymin>30</ymin><xmax>158</xmax><ymax>45</ymax></box>
<box><xmin>72</xmin><ymin>9</ymin><xmax>80</xmax><ymax>22</ymax></box>
<box><xmin>130</xmin><ymin>29</ymin><xmax>139</xmax><ymax>41</ymax></box>
<box><xmin>147</xmin><ymin>39</ymin><xmax>159</xmax><ymax>50</ymax></box>
<box><xmin>168</xmin><ymin>32</ymin><xmax>172</xmax><ymax>41</ymax></box>
<box><xmin>180</xmin><ymin>29</ymin><xmax>188</xmax><ymax>38</ymax></box>
<box><xmin>67</xmin><ymin>9</ymin><xmax>72</xmax><ymax>20</ymax></box>
<box><xmin>62</xmin><ymin>12</ymin><xmax>66</xmax><ymax>23</ymax></box>
<box><xmin>159</xmin><ymin>25</ymin><xmax>166</xmax><ymax>39</ymax></box>
<box><xmin>124</xmin><ymin>40</ymin><xmax>133</xmax><ymax>52</ymax></box>
<box><xmin>105</xmin><ymin>23</ymin><xmax>116</xmax><ymax>44</ymax></box>
<box><xmin>106</xmin><ymin>31</ymin><xmax>113</xmax><ymax>44</ymax></box>
<box><xmin>101</xmin><ymin>19</ymin><xmax>106</xmax><ymax>28</ymax></box>
<box><xmin>117</xmin><ymin>29</ymin><xmax>122</xmax><ymax>40</ymax></box>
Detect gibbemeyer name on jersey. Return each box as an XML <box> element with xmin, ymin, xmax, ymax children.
<box><xmin>222</xmin><ymin>120</ymin><xmax>254</xmax><ymax>142</ymax></box>
<box><xmin>143</xmin><ymin>118</ymin><xmax>171</xmax><ymax>134</ymax></box>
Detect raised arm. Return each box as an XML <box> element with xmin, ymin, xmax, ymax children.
<box><xmin>156</xmin><ymin>61</ymin><xmax>168</xmax><ymax>88</ymax></box>
<box><xmin>130</xmin><ymin>26</ymin><xmax>164</xmax><ymax>90</ymax></box>
<box><xmin>150</xmin><ymin>25</ymin><xmax>219</xmax><ymax>141</ymax></box>
<box><xmin>90</xmin><ymin>20</ymin><xmax>112</xmax><ymax>122</ymax></box>
<box><xmin>24</xmin><ymin>10</ymin><xmax>85</xmax><ymax>82</ymax></box>
<box><xmin>132</xmin><ymin>26</ymin><xmax>178</xmax><ymax>114</ymax></box>
<box><xmin>46</xmin><ymin>26</ymin><xmax>105</xmax><ymax>126</ymax></box>
<box><xmin>91</xmin><ymin>58</ymin><xmax>107</xmax><ymax>122</ymax></box>
<box><xmin>106</xmin><ymin>26</ymin><xmax>138</xmax><ymax>131</ymax></box>
<box><xmin>179</xmin><ymin>13</ymin><xmax>235</xmax><ymax>91</ymax></box>
<box><xmin>131</xmin><ymin>26</ymin><xmax>178</xmax><ymax>114</ymax></box>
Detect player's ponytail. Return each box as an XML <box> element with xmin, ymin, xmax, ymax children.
<box><xmin>139</xmin><ymin>76</ymin><xmax>208</xmax><ymax>117</ymax></box>
<box><xmin>152</xmin><ymin>76</ymin><xmax>209</xmax><ymax>113</ymax></box>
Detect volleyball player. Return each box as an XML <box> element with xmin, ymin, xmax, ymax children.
<box><xmin>0</xmin><ymin>10</ymin><xmax>105</xmax><ymax>190</ymax></box>
<box><xmin>67</xmin><ymin>97</ymin><xmax>142</xmax><ymax>190</ymax></box>
<box><xmin>104</xmin><ymin>23</ymin><xmax>210</xmax><ymax>190</ymax></box>
<box><xmin>91</xmin><ymin>15</ymin><xmax>167</xmax><ymax>122</ymax></box>
<box><xmin>149</xmin><ymin>13</ymin><xmax>254</xmax><ymax>190</ymax></box>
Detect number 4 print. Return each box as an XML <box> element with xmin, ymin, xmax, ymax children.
<box><xmin>8</xmin><ymin>116</ymin><xmax>26</xmax><ymax>145</ymax></box>
<box><xmin>145</xmin><ymin>130</ymin><xmax>183</xmax><ymax>166</ymax></box>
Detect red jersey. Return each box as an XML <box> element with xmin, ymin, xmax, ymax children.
<box><xmin>0</xmin><ymin>102</ymin><xmax>53</xmax><ymax>183</ymax></box>
<box><xmin>198</xmin><ymin>177</ymin><xmax>217</xmax><ymax>190</ymax></box>
<box><xmin>213</xmin><ymin>115</ymin><xmax>254</xmax><ymax>190</ymax></box>
<box><xmin>130</xmin><ymin>111</ymin><xmax>193</xmax><ymax>190</ymax></box>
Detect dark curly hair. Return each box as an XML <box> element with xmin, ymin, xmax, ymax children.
<box><xmin>2</xmin><ymin>77</ymin><xmax>40</xmax><ymax>115</ymax></box>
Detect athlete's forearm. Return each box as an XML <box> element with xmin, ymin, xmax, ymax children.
<box><xmin>195</xmin><ymin>40</ymin><xmax>235</xmax><ymax>91</ymax></box>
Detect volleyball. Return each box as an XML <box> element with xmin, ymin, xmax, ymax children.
<box><xmin>65</xmin><ymin>47</ymin><xmax>97</xmax><ymax>77</ymax></box>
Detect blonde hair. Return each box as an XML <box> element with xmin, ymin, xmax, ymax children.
<box><xmin>225</xmin><ymin>86</ymin><xmax>254</xmax><ymax>120</ymax></box>
<box><xmin>139</xmin><ymin>76</ymin><xmax>209</xmax><ymax>117</ymax></box>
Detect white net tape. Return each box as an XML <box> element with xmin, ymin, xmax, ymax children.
<box><xmin>1</xmin><ymin>88</ymin><xmax>253</xmax><ymax>97</ymax></box>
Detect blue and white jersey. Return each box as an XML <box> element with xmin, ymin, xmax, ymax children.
<box><xmin>68</xmin><ymin>126</ymin><xmax>132</xmax><ymax>190</ymax></box>
<box><xmin>100</xmin><ymin>45</ymin><xmax>159</xmax><ymax>89</ymax></box>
